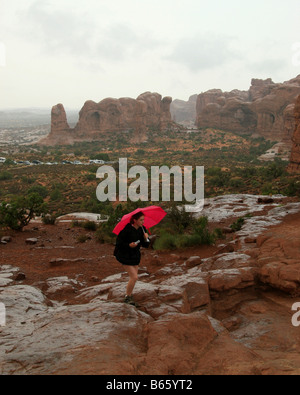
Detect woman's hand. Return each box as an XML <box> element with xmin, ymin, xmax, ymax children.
<box><xmin>129</xmin><ymin>242</ymin><xmax>138</xmax><ymax>248</ymax></box>
<box><xmin>143</xmin><ymin>233</ymin><xmax>149</xmax><ymax>241</ymax></box>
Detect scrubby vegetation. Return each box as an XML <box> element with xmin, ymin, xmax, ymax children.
<box><xmin>0</xmin><ymin>127</ymin><xmax>299</xmax><ymax>243</ymax></box>
<box><xmin>0</xmin><ymin>193</ymin><xmax>47</xmax><ymax>231</ymax></box>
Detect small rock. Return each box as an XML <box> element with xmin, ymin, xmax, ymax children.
<box><xmin>91</xmin><ymin>276</ymin><xmax>99</xmax><ymax>282</ymax></box>
<box><xmin>1</xmin><ymin>236</ymin><xmax>12</xmax><ymax>243</ymax></box>
<box><xmin>26</xmin><ymin>238</ymin><xmax>38</xmax><ymax>245</ymax></box>
<box><xmin>185</xmin><ymin>256</ymin><xmax>202</xmax><ymax>268</ymax></box>
<box><xmin>244</xmin><ymin>236</ymin><xmax>257</xmax><ymax>243</ymax></box>
<box><xmin>257</xmin><ymin>197</ymin><xmax>274</xmax><ymax>204</ymax></box>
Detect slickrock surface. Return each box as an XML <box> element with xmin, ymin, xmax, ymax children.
<box><xmin>1</xmin><ymin>194</ymin><xmax>300</xmax><ymax>375</ymax></box>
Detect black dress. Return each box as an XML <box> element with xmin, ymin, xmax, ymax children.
<box><xmin>114</xmin><ymin>223</ymin><xmax>150</xmax><ymax>266</ymax></box>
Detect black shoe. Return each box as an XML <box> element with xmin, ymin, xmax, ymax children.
<box><xmin>124</xmin><ymin>295</ymin><xmax>137</xmax><ymax>306</ymax></box>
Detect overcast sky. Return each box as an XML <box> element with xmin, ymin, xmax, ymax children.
<box><xmin>0</xmin><ymin>0</ymin><xmax>299</xmax><ymax>109</ymax></box>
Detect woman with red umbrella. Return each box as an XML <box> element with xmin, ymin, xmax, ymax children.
<box><xmin>114</xmin><ymin>212</ymin><xmax>150</xmax><ymax>306</ymax></box>
<box><xmin>113</xmin><ymin>206</ymin><xmax>166</xmax><ymax>307</ymax></box>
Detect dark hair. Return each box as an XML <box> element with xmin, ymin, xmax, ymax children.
<box><xmin>130</xmin><ymin>211</ymin><xmax>144</xmax><ymax>224</ymax></box>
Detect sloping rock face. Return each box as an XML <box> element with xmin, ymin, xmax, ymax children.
<box><xmin>196</xmin><ymin>76</ymin><xmax>300</xmax><ymax>142</ymax></box>
<box><xmin>39</xmin><ymin>92</ymin><xmax>173</xmax><ymax>146</ymax></box>
<box><xmin>2</xmin><ymin>195</ymin><xmax>300</xmax><ymax>375</ymax></box>
<box><xmin>288</xmin><ymin>95</ymin><xmax>300</xmax><ymax>173</ymax></box>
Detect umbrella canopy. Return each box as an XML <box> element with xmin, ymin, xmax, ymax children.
<box><xmin>112</xmin><ymin>205</ymin><xmax>167</xmax><ymax>235</ymax></box>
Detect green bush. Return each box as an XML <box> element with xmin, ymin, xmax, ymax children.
<box><xmin>153</xmin><ymin>216</ymin><xmax>217</xmax><ymax>251</ymax></box>
<box><xmin>230</xmin><ymin>217</ymin><xmax>245</xmax><ymax>232</ymax></box>
<box><xmin>192</xmin><ymin>216</ymin><xmax>216</xmax><ymax>245</ymax></box>
<box><xmin>167</xmin><ymin>204</ymin><xmax>195</xmax><ymax>234</ymax></box>
<box><xmin>0</xmin><ymin>171</ymin><xmax>13</xmax><ymax>181</ymax></box>
<box><xmin>153</xmin><ymin>232</ymin><xmax>178</xmax><ymax>250</ymax></box>
<box><xmin>50</xmin><ymin>189</ymin><xmax>63</xmax><ymax>201</ymax></box>
<box><xmin>42</xmin><ymin>213</ymin><xmax>57</xmax><ymax>225</ymax></box>
<box><xmin>0</xmin><ymin>193</ymin><xmax>47</xmax><ymax>231</ymax></box>
<box><xmin>27</xmin><ymin>185</ymin><xmax>49</xmax><ymax>198</ymax></box>
<box><xmin>83</xmin><ymin>221</ymin><xmax>97</xmax><ymax>231</ymax></box>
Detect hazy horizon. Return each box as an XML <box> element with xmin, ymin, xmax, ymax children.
<box><xmin>1</xmin><ymin>0</ymin><xmax>300</xmax><ymax>109</ymax></box>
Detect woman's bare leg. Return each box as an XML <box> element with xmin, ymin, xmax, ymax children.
<box><xmin>123</xmin><ymin>265</ymin><xmax>139</xmax><ymax>296</ymax></box>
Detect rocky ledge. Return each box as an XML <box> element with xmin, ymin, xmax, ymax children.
<box><xmin>1</xmin><ymin>194</ymin><xmax>300</xmax><ymax>375</ymax></box>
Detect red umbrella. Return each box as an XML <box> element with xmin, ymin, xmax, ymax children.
<box><xmin>112</xmin><ymin>205</ymin><xmax>167</xmax><ymax>235</ymax></box>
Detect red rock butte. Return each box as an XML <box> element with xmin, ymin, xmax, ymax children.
<box><xmin>196</xmin><ymin>75</ymin><xmax>300</xmax><ymax>142</ymax></box>
<box><xmin>39</xmin><ymin>92</ymin><xmax>174</xmax><ymax>146</ymax></box>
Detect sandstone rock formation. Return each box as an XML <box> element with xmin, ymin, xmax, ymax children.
<box><xmin>39</xmin><ymin>92</ymin><xmax>174</xmax><ymax>146</ymax></box>
<box><xmin>196</xmin><ymin>75</ymin><xmax>300</xmax><ymax>142</ymax></box>
<box><xmin>2</xmin><ymin>194</ymin><xmax>300</xmax><ymax>374</ymax></box>
<box><xmin>288</xmin><ymin>95</ymin><xmax>300</xmax><ymax>173</ymax></box>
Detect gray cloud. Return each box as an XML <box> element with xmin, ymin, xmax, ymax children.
<box><xmin>95</xmin><ymin>23</ymin><xmax>160</xmax><ymax>61</ymax></box>
<box><xmin>249</xmin><ymin>58</ymin><xmax>288</xmax><ymax>75</ymax></box>
<box><xmin>21</xmin><ymin>1</ymin><xmax>95</xmax><ymax>57</ymax></box>
<box><xmin>167</xmin><ymin>34</ymin><xmax>240</xmax><ymax>71</ymax></box>
<box><xmin>18</xmin><ymin>1</ymin><xmax>161</xmax><ymax>66</ymax></box>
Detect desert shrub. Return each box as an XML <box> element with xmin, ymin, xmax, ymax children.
<box><xmin>230</xmin><ymin>217</ymin><xmax>245</xmax><ymax>232</ymax></box>
<box><xmin>0</xmin><ymin>171</ymin><xmax>13</xmax><ymax>181</ymax></box>
<box><xmin>192</xmin><ymin>216</ymin><xmax>216</xmax><ymax>245</ymax></box>
<box><xmin>85</xmin><ymin>173</ymin><xmax>95</xmax><ymax>181</ymax></box>
<box><xmin>261</xmin><ymin>182</ymin><xmax>280</xmax><ymax>195</ymax></box>
<box><xmin>167</xmin><ymin>204</ymin><xmax>195</xmax><ymax>234</ymax></box>
<box><xmin>175</xmin><ymin>234</ymin><xmax>203</xmax><ymax>249</ymax></box>
<box><xmin>153</xmin><ymin>232</ymin><xmax>178</xmax><ymax>250</ymax></box>
<box><xmin>71</xmin><ymin>220</ymin><xmax>81</xmax><ymax>228</ymax></box>
<box><xmin>77</xmin><ymin>235</ymin><xmax>89</xmax><ymax>243</ymax></box>
<box><xmin>284</xmin><ymin>180</ymin><xmax>300</xmax><ymax>197</ymax></box>
<box><xmin>27</xmin><ymin>185</ymin><xmax>49</xmax><ymax>198</ymax></box>
<box><xmin>0</xmin><ymin>193</ymin><xmax>47</xmax><ymax>231</ymax></box>
<box><xmin>229</xmin><ymin>178</ymin><xmax>244</xmax><ymax>189</ymax></box>
<box><xmin>50</xmin><ymin>188</ymin><xmax>63</xmax><ymax>201</ymax></box>
<box><xmin>42</xmin><ymin>213</ymin><xmax>57</xmax><ymax>225</ymax></box>
<box><xmin>260</xmin><ymin>160</ymin><xmax>287</xmax><ymax>181</ymax></box>
<box><xmin>153</xmin><ymin>216</ymin><xmax>217</xmax><ymax>251</ymax></box>
<box><xmin>21</xmin><ymin>176</ymin><xmax>35</xmax><ymax>184</ymax></box>
<box><xmin>83</xmin><ymin>221</ymin><xmax>97</xmax><ymax>231</ymax></box>
<box><xmin>95</xmin><ymin>204</ymin><xmax>127</xmax><ymax>244</ymax></box>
